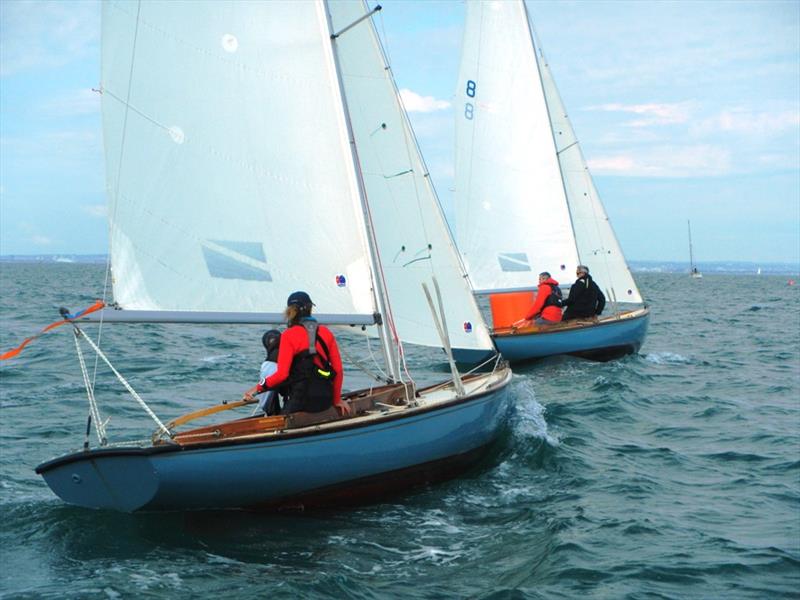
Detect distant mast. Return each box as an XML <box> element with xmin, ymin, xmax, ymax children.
<box><xmin>688</xmin><ymin>220</ymin><xmax>702</xmax><ymax>278</ymax></box>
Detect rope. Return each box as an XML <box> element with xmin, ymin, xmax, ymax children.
<box><xmin>338</xmin><ymin>336</ymin><xmax>387</xmax><ymax>382</ymax></box>
<box><xmin>74</xmin><ymin>326</ymin><xmax>171</xmax><ymax>438</ymax></box>
<box><xmin>73</xmin><ymin>331</ymin><xmax>107</xmax><ymax>445</ymax></box>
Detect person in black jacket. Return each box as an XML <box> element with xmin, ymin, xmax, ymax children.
<box><xmin>562</xmin><ymin>265</ymin><xmax>606</xmax><ymax>320</ymax></box>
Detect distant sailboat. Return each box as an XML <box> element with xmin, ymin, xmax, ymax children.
<box><xmin>33</xmin><ymin>0</ymin><xmax>512</xmax><ymax>512</ymax></box>
<box><xmin>451</xmin><ymin>0</ymin><xmax>649</xmax><ymax>362</ymax></box>
<box><xmin>688</xmin><ymin>220</ymin><xmax>703</xmax><ymax>278</ymax></box>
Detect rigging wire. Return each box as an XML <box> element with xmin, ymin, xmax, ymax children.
<box><xmin>74</xmin><ymin>325</ymin><xmax>171</xmax><ymax>438</ymax></box>
<box><xmin>93</xmin><ymin>0</ymin><xmax>144</xmax><ymax>389</ymax></box>
<box><xmin>73</xmin><ymin>331</ymin><xmax>107</xmax><ymax>445</ymax></box>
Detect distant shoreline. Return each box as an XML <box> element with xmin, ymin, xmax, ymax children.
<box><xmin>2</xmin><ymin>254</ymin><xmax>798</xmax><ymax>276</ymax></box>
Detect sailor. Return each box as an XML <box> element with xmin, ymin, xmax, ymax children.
<box><xmin>242</xmin><ymin>291</ymin><xmax>349</xmax><ymax>416</ymax></box>
<box><xmin>513</xmin><ymin>272</ymin><xmax>563</xmax><ymax>328</ymax></box>
<box><xmin>254</xmin><ymin>329</ymin><xmax>284</xmax><ymax>416</ymax></box>
<box><xmin>562</xmin><ymin>265</ymin><xmax>606</xmax><ymax>320</ymax></box>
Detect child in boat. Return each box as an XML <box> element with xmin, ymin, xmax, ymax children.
<box><xmin>255</xmin><ymin>329</ymin><xmax>283</xmax><ymax>415</ymax></box>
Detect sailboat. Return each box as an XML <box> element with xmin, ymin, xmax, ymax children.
<box><xmin>34</xmin><ymin>0</ymin><xmax>512</xmax><ymax>512</ymax></box>
<box><xmin>451</xmin><ymin>0</ymin><xmax>649</xmax><ymax>362</ymax></box>
<box><xmin>688</xmin><ymin>220</ymin><xmax>703</xmax><ymax>278</ymax></box>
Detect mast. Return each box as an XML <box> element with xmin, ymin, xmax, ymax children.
<box><xmin>322</xmin><ymin>0</ymin><xmax>401</xmax><ymax>381</ymax></box>
<box><xmin>688</xmin><ymin>219</ymin><xmax>695</xmax><ymax>272</ymax></box>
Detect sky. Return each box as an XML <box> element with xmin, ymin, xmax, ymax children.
<box><xmin>0</xmin><ymin>0</ymin><xmax>798</xmax><ymax>264</ymax></box>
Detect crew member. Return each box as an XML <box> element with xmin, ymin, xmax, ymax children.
<box><xmin>242</xmin><ymin>291</ymin><xmax>349</xmax><ymax>415</ymax></box>
<box><xmin>513</xmin><ymin>272</ymin><xmax>563</xmax><ymax>328</ymax></box>
<box><xmin>562</xmin><ymin>265</ymin><xmax>605</xmax><ymax>320</ymax></box>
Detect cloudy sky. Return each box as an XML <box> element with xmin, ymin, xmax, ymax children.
<box><xmin>1</xmin><ymin>0</ymin><xmax>798</xmax><ymax>264</ymax></box>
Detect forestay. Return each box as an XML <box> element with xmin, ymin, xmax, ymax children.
<box><xmin>327</xmin><ymin>0</ymin><xmax>493</xmax><ymax>353</ymax></box>
<box><xmin>454</xmin><ymin>0</ymin><xmax>578</xmax><ymax>293</ymax></box>
<box><xmin>101</xmin><ymin>0</ymin><xmax>377</xmax><ymax>320</ymax></box>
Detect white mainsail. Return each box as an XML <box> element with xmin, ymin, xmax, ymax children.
<box><xmin>101</xmin><ymin>0</ymin><xmax>493</xmax><ymax>355</ymax></box>
<box><xmin>327</xmin><ymin>0</ymin><xmax>494</xmax><ymax>352</ymax></box>
<box><xmin>454</xmin><ymin>0</ymin><xmax>578</xmax><ymax>293</ymax></box>
<box><xmin>454</xmin><ymin>0</ymin><xmax>643</xmax><ymax>304</ymax></box>
<box><xmin>102</xmin><ymin>0</ymin><xmax>376</xmax><ymax>319</ymax></box>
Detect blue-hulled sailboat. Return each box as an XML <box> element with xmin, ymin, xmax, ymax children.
<box><xmin>452</xmin><ymin>0</ymin><xmax>649</xmax><ymax>363</ymax></box>
<box><xmin>35</xmin><ymin>0</ymin><xmax>511</xmax><ymax>512</ymax></box>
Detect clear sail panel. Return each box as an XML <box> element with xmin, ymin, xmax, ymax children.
<box><xmin>102</xmin><ymin>0</ymin><xmax>377</xmax><ymax>317</ymax></box>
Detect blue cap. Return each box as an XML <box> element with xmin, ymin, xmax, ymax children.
<box><xmin>287</xmin><ymin>291</ymin><xmax>314</xmax><ymax>307</ymax></box>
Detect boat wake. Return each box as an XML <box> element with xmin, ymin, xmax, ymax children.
<box><xmin>643</xmin><ymin>351</ymin><xmax>692</xmax><ymax>365</ymax></box>
<box><xmin>512</xmin><ymin>379</ymin><xmax>558</xmax><ymax>447</ymax></box>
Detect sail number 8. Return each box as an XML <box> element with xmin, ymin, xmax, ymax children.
<box><xmin>464</xmin><ymin>79</ymin><xmax>476</xmax><ymax>120</ymax></box>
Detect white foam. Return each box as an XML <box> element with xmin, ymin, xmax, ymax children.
<box><xmin>513</xmin><ymin>379</ymin><xmax>559</xmax><ymax>446</ymax></box>
<box><xmin>200</xmin><ymin>354</ymin><xmax>235</xmax><ymax>363</ymax></box>
<box><xmin>130</xmin><ymin>569</ymin><xmax>183</xmax><ymax>591</ymax></box>
<box><xmin>644</xmin><ymin>351</ymin><xmax>691</xmax><ymax>365</ymax></box>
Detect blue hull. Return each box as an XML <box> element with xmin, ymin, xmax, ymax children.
<box><xmin>457</xmin><ymin>309</ymin><xmax>650</xmax><ymax>363</ymax></box>
<box><xmin>36</xmin><ymin>370</ymin><xmax>512</xmax><ymax>512</ymax></box>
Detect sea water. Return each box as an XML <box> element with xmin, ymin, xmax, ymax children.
<box><xmin>1</xmin><ymin>263</ymin><xmax>798</xmax><ymax>599</ymax></box>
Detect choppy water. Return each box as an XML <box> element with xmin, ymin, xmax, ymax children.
<box><xmin>1</xmin><ymin>263</ymin><xmax>798</xmax><ymax>599</ymax></box>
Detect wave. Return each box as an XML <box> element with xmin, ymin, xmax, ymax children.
<box><xmin>643</xmin><ymin>351</ymin><xmax>692</xmax><ymax>365</ymax></box>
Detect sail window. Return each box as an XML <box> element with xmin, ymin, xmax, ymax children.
<box><xmin>497</xmin><ymin>253</ymin><xmax>531</xmax><ymax>272</ymax></box>
<box><xmin>202</xmin><ymin>240</ymin><xmax>272</xmax><ymax>282</ymax></box>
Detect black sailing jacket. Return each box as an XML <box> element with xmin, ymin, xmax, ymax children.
<box><xmin>562</xmin><ymin>275</ymin><xmax>606</xmax><ymax>320</ymax></box>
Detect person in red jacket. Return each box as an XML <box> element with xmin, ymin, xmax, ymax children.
<box><xmin>242</xmin><ymin>291</ymin><xmax>349</xmax><ymax>415</ymax></box>
<box><xmin>513</xmin><ymin>272</ymin><xmax>563</xmax><ymax>328</ymax></box>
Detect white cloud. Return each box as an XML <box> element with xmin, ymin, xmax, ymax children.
<box><xmin>31</xmin><ymin>234</ymin><xmax>53</xmax><ymax>246</ymax></box>
<box><xmin>82</xmin><ymin>204</ymin><xmax>106</xmax><ymax>218</ymax></box>
<box><xmin>587</xmin><ymin>102</ymin><xmax>694</xmax><ymax>127</ymax></box>
<box><xmin>399</xmin><ymin>88</ymin><xmax>451</xmax><ymax>113</ymax></box>
<box><xmin>691</xmin><ymin>108</ymin><xmax>800</xmax><ymax>137</ymax></box>
<box><xmin>588</xmin><ymin>145</ymin><xmax>732</xmax><ymax>178</ymax></box>
<box><xmin>1</xmin><ymin>129</ymin><xmax>100</xmax><ymax>165</ymax></box>
<box><xmin>41</xmin><ymin>88</ymin><xmax>101</xmax><ymax>117</ymax></box>
<box><xmin>0</xmin><ymin>0</ymin><xmax>99</xmax><ymax>76</ymax></box>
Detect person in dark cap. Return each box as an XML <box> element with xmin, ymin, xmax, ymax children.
<box><xmin>562</xmin><ymin>265</ymin><xmax>606</xmax><ymax>320</ymax></box>
<box><xmin>243</xmin><ymin>291</ymin><xmax>349</xmax><ymax>416</ymax></box>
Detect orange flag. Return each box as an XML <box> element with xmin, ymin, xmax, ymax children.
<box><xmin>0</xmin><ymin>300</ymin><xmax>106</xmax><ymax>361</ymax></box>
